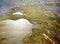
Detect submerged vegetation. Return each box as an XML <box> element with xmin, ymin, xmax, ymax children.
<box><xmin>0</xmin><ymin>0</ymin><xmax>60</xmax><ymax>44</ymax></box>
<box><xmin>0</xmin><ymin>7</ymin><xmax>60</xmax><ymax>44</ymax></box>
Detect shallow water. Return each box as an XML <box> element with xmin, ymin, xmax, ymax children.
<box><xmin>0</xmin><ymin>18</ymin><xmax>33</xmax><ymax>44</ymax></box>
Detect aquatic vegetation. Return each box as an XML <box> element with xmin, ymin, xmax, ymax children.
<box><xmin>0</xmin><ymin>3</ymin><xmax>60</xmax><ymax>44</ymax></box>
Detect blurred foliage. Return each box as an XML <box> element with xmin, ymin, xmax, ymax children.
<box><xmin>0</xmin><ymin>3</ymin><xmax>60</xmax><ymax>44</ymax></box>
<box><xmin>0</xmin><ymin>38</ymin><xmax>9</xmax><ymax>44</ymax></box>
<box><xmin>23</xmin><ymin>8</ymin><xmax>60</xmax><ymax>44</ymax></box>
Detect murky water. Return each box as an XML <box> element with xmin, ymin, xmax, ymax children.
<box><xmin>0</xmin><ymin>18</ymin><xmax>33</xmax><ymax>44</ymax></box>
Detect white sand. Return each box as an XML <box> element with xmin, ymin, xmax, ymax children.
<box><xmin>0</xmin><ymin>18</ymin><xmax>33</xmax><ymax>44</ymax></box>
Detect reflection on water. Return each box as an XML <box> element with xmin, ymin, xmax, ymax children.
<box><xmin>0</xmin><ymin>18</ymin><xmax>33</xmax><ymax>44</ymax></box>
